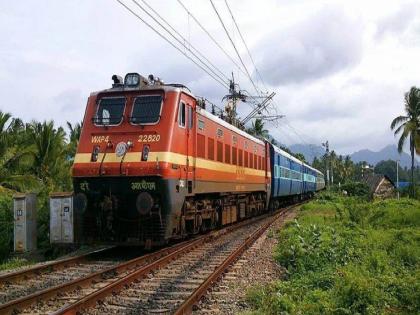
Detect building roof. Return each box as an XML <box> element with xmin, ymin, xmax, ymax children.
<box><xmin>361</xmin><ymin>173</ymin><xmax>395</xmax><ymax>193</ymax></box>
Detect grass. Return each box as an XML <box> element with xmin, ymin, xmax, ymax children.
<box><xmin>0</xmin><ymin>257</ymin><xmax>33</xmax><ymax>272</ymax></box>
<box><xmin>246</xmin><ymin>192</ymin><xmax>420</xmax><ymax>315</ymax></box>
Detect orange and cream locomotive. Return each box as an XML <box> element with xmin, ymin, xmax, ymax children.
<box><xmin>72</xmin><ymin>73</ymin><xmax>271</xmax><ymax>247</ymax></box>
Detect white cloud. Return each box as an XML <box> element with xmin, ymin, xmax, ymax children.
<box><xmin>0</xmin><ymin>0</ymin><xmax>419</xmax><ymax>156</ymax></box>
<box><xmin>255</xmin><ymin>5</ymin><xmax>363</xmax><ymax>85</ymax></box>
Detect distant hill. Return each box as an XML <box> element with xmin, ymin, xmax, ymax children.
<box><xmin>287</xmin><ymin>143</ymin><xmax>418</xmax><ymax>168</ymax></box>
<box><xmin>350</xmin><ymin>144</ymin><xmax>419</xmax><ymax>168</ymax></box>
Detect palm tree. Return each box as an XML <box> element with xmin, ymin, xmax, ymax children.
<box><xmin>28</xmin><ymin>121</ymin><xmax>67</xmax><ymax>186</ymax></box>
<box><xmin>390</xmin><ymin>86</ymin><xmax>420</xmax><ymax>197</ymax></box>
<box><xmin>66</xmin><ymin>121</ymin><xmax>82</xmax><ymax>159</ymax></box>
<box><xmin>0</xmin><ymin>111</ymin><xmax>12</xmax><ymax>156</ymax></box>
<box><xmin>248</xmin><ymin>119</ymin><xmax>269</xmax><ymax>139</ymax></box>
<box><xmin>0</xmin><ymin>146</ymin><xmax>38</xmax><ymax>191</ymax></box>
<box><xmin>0</xmin><ymin>111</ymin><xmax>37</xmax><ymax>190</ymax></box>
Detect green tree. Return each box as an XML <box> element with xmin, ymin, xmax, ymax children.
<box><xmin>66</xmin><ymin>121</ymin><xmax>82</xmax><ymax>160</ymax></box>
<box><xmin>0</xmin><ymin>112</ymin><xmax>36</xmax><ymax>191</ymax></box>
<box><xmin>294</xmin><ymin>153</ymin><xmax>306</xmax><ymax>163</ymax></box>
<box><xmin>248</xmin><ymin>118</ymin><xmax>269</xmax><ymax>139</ymax></box>
<box><xmin>374</xmin><ymin>160</ymin><xmax>409</xmax><ymax>183</ymax></box>
<box><xmin>390</xmin><ymin>86</ymin><xmax>420</xmax><ymax>197</ymax></box>
<box><xmin>28</xmin><ymin>121</ymin><xmax>69</xmax><ymax>189</ymax></box>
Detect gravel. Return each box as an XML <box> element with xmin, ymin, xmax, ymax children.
<box><xmin>193</xmin><ymin>207</ymin><xmax>299</xmax><ymax>315</ymax></box>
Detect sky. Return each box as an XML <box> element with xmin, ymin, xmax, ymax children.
<box><xmin>0</xmin><ymin>0</ymin><xmax>419</xmax><ymax>155</ymax></box>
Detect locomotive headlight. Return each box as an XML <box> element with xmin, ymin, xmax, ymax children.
<box><xmin>91</xmin><ymin>145</ymin><xmax>100</xmax><ymax>162</ymax></box>
<box><xmin>124</xmin><ymin>73</ymin><xmax>140</xmax><ymax>87</ymax></box>
<box><xmin>141</xmin><ymin>144</ymin><xmax>150</xmax><ymax>161</ymax></box>
<box><xmin>136</xmin><ymin>192</ymin><xmax>153</xmax><ymax>215</ymax></box>
<box><xmin>115</xmin><ymin>142</ymin><xmax>128</xmax><ymax>157</ymax></box>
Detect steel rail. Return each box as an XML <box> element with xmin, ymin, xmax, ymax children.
<box><xmin>0</xmin><ymin>247</ymin><xmax>114</xmax><ymax>284</ymax></box>
<box><xmin>51</xmin><ymin>214</ymin><xmax>271</xmax><ymax>315</ymax></box>
<box><xmin>0</xmin><ymin>238</ymin><xmax>206</xmax><ymax>315</ymax></box>
<box><xmin>174</xmin><ymin>205</ymin><xmax>295</xmax><ymax>314</ymax></box>
<box><xmin>0</xmin><ymin>207</ymin><xmax>294</xmax><ymax>315</ymax></box>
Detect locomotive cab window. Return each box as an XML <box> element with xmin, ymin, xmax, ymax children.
<box><xmin>94</xmin><ymin>97</ymin><xmax>125</xmax><ymax>125</ymax></box>
<box><xmin>178</xmin><ymin>101</ymin><xmax>186</xmax><ymax>127</ymax></box>
<box><xmin>130</xmin><ymin>95</ymin><xmax>163</xmax><ymax>124</ymax></box>
<box><xmin>187</xmin><ymin>105</ymin><xmax>193</xmax><ymax>129</ymax></box>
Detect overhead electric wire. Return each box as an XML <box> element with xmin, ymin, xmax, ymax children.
<box><xmin>223</xmin><ymin>0</ymin><xmax>267</xmax><ymax>92</ymax></box>
<box><xmin>176</xmin><ymin>0</ymin><xmax>249</xmax><ymax>80</ymax></box>
<box><xmin>115</xmin><ymin>0</ymin><xmax>228</xmax><ymax>90</ymax></box>
<box><xmin>136</xmin><ymin>0</ymin><xmax>230</xmax><ymax>83</ymax></box>
<box><xmin>209</xmin><ymin>0</ymin><xmax>261</xmax><ymax>97</ymax></box>
<box><xmin>129</xmin><ymin>0</ymin><xmax>229</xmax><ymax>87</ymax></box>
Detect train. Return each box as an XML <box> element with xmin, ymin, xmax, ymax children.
<box><xmin>71</xmin><ymin>73</ymin><xmax>325</xmax><ymax>248</ymax></box>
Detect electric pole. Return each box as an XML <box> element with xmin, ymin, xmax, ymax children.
<box><xmin>322</xmin><ymin>141</ymin><xmax>330</xmax><ymax>188</ymax></box>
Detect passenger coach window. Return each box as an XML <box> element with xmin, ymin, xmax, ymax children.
<box><xmin>130</xmin><ymin>95</ymin><xmax>163</xmax><ymax>124</ymax></box>
<box><xmin>178</xmin><ymin>102</ymin><xmax>186</xmax><ymax>127</ymax></box>
<box><xmin>94</xmin><ymin>97</ymin><xmax>125</xmax><ymax>125</ymax></box>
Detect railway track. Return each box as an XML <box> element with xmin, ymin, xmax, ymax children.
<box><xmin>0</xmin><ymin>204</ymin><xmax>297</xmax><ymax>315</ymax></box>
<box><xmin>0</xmin><ymin>247</ymin><xmax>123</xmax><ymax>304</ymax></box>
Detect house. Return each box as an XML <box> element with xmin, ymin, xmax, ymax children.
<box><xmin>361</xmin><ymin>173</ymin><xmax>396</xmax><ymax>199</ymax></box>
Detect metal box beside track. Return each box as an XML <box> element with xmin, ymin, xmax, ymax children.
<box><xmin>50</xmin><ymin>192</ymin><xmax>75</xmax><ymax>244</ymax></box>
<box><xmin>13</xmin><ymin>193</ymin><xmax>37</xmax><ymax>252</ymax></box>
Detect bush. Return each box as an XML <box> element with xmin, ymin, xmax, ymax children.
<box><xmin>340</xmin><ymin>182</ymin><xmax>370</xmax><ymax>198</ymax></box>
<box><xmin>0</xmin><ymin>190</ymin><xmax>13</xmax><ymax>262</ymax></box>
<box><xmin>247</xmin><ymin>194</ymin><xmax>420</xmax><ymax>314</ymax></box>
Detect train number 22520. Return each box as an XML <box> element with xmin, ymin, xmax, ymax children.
<box><xmin>138</xmin><ymin>134</ymin><xmax>161</xmax><ymax>143</ymax></box>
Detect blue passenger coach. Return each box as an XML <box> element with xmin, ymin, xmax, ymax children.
<box><xmin>269</xmin><ymin>143</ymin><xmax>325</xmax><ymax>208</ymax></box>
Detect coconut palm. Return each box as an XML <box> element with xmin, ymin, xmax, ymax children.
<box><xmin>390</xmin><ymin>86</ymin><xmax>420</xmax><ymax>197</ymax></box>
<box><xmin>0</xmin><ymin>111</ymin><xmax>37</xmax><ymax>190</ymax></box>
<box><xmin>28</xmin><ymin>121</ymin><xmax>67</xmax><ymax>185</ymax></box>
<box><xmin>0</xmin><ymin>111</ymin><xmax>12</xmax><ymax>156</ymax></box>
<box><xmin>248</xmin><ymin>118</ymin><xmax>269</xmax><ymax>139</ymax></box>
<box><xmin>66</xmin><ymin>121</ymin><xmax>82</xmax><ymax>159</ymax></box>
<box><xmin>0</xmin><ymin>146</ymin><xmax>38</xmax><ymax>191</ymax></box>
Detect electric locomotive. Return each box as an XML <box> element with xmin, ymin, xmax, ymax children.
<box><xmin>71</xmin><ymin>72</ymin><xmax>324</xmax><ymax>247</ymax></box>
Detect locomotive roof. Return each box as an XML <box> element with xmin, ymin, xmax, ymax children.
<box><xmin>197</xmin><ymin>107</ymin><xmax>265</xmax><ymax>146</ymax></box>
<box><xmin>90</xmin><ymin>84</ymin><xmax>195</xmax><ymax>98</ymax></box>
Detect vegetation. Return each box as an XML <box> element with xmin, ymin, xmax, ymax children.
<box><xmin>246</xmin><ymin>192</ymin><xmax>420</xmax><ymax>314</ymax></box>
<box><xmin>0</xmin><ymin>110</ymin><xmax>80</xmax><ymax>262</ymax></box>
<box><xmin>312</xmin><ymin>152</ymin><xmax>372</xmax><ymax>185</ymax></box>
<box><xmin>247</xmin><ymin>118</ymin><xmax>269</xmax><ymax>139</ymax></box>
<box><xmin>390</xmin><ymin>86</ymin><xmax>420</xmax><ymax>197</ymax></box>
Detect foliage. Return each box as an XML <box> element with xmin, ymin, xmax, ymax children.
<box><xmin>312</xmin><ymin>154</ymin><xmax>372</xmax><ymax>185</ymax></box>
<box><xmin>247</xmin><ymin>118</ymin><xmax>269</xmax><ymax>139</ymax></box>
<box><xmin>0</xmin><ymin>110</ymin><xmax>80</xmax><ymax>262</ymax></box>
<box><xmin>246</xmin><ymin>192</ymin><xmax>420</xmax><ymax>314</ymax></box>
<box><xmin>374</xmin><ymin>159</ymin><xmax>416</xmax><ymax>183</ymax></box>
<box><xmin>0</xmin><ymin>257</ymin><xmax>33</xmax><ymax>271</ymax></box>
<box><xmin>0</xmin><ymin>189</ymin><xmax>13</xmax><ymax>261</ymax></box>
<box><xmin>340</xmin><ymin>181</ymin><xmax>370</xmax><ymax>198</ymax></box>
<box><xmin>390</xmin><ymin>86</ymin><xmax>420</xmax><ymax>197</ymax></box>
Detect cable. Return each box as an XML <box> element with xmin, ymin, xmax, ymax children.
<box><xmin>209</xmin><ymin>0</ymin><xmax>261</xmax><ymax>96</ymax></box>
<box><xmin>130</xmin><ymin>0</ymin><xmax>229</xmax><ymax>86</ymax></box>
<box><xmin>136</xmin><ymin>0</ymin><xmax>230</xmax><ymax>83</ymax></box>
<box><xmin>224</xmin><ymin>0</ymin><xmax>267</xmax><ymax>92</ymax></box>
<box><xmin>115</xmin><ymin>0</ymin><xmax>228</xmax><ymax>90</ymax></box>
<box><xmin>176</xmin><ymin>0</ymin><xmax>249</xmax><ymax>80</ymax></box>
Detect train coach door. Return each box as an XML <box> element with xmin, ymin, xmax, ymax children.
<box><xmin>185</xmin><ymin>101</ymin><xmax>195</xmax><ymax>194</ymax></box>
